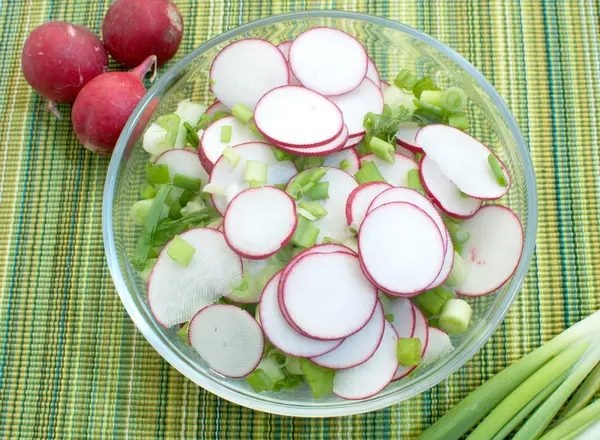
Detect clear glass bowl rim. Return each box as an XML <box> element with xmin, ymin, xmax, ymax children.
<box><xmin>102</xmin><ymin>10</ymin><xmax>538</xmax><ymax>417</ymax></box>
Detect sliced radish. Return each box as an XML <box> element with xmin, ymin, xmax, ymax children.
<box><xmin>323</xmin><ymin>148</ymin><xmax>360</xmax><ymax>175</ymax></box>
<box><xmin>289</xmin><ymin>27</ymin><xmax>368</xmax><ymax>96</ymax></box>
<box><xmin>396</xmin><ymin>144</ymin><xmax>415</xmax><ymax>159</ymax></box>
<box><xmin>388</xmin><ymin>298</ymin><xmax>417</xmax><ymax>381</ymax></box>
<box><xmin>457</xmin><ymin>205</ymin><xmax>524</xmax><ymax>296</ymax></box>
<box><xmin>419</xmin><ymin>154</ymin><xmax>482</xmax><ymax>219</ymax></box>
<box><xmin>210</xmin><ymin>39</ymin><xmax>290</xmax><ymax>109</ymax></box>
<box><xmin>345</xmin><ymin>182</ymin><xmax>393</xmax><ymax>231</ymax></box>
<box><xmin>275</xmin><ymin>125</ymin><xmax>349</xmax><ymax>156</ymax></box>
<box><xmin>413</xmin><ymin>304</ymin><xmax>429</xmax><ymax>357</ymax></box>
<box><xmin>281</xmin><ymin>251</ymin><xmax>378</xmax><ymax>340</ymax></box>
<box><xmin>286</xmin><ymin>167</ymin><xmax>358</xmax><ymax>243</ymax></box>
<box><xmin>154</xmin><ymin>148</ymin><xmax>209</xmax><ymax>199</ymax></box>
<box><xmin>259</xmin><ymin>272</ymin><xmax>343</xmax><ymax>357</ymax></box>
<box><xmin>333</xmin><ymin>321</ymin><xmax>399</xmax><ymax>400</ymax></box>
<box><xmin>148</xmin><ymin>228</ymin><xmax>243</xmax><ymax>328</ymax></box>
<box><xmin>360</xmin><ymin>153</ymin><xmax>417</xmax><ymax>187</ymax></box>
<box><xmin>344</xmin><ymin>134</ymin><xmax>364</xmax><ymax>149</ymax></box>
<box><xmin>328</xmin><ymin>78</ymin><xmax>384</xmax><ymax>137</ymax></box>
<box><xmin>366</xmin><ymin>57</ymin><xmax>381</xmax><ymax>87</ymax></box>
<box><xmin>311</xmin><ymin>302</ymin><xmax>385</xmax><ymax>370</ymax></box>
<box><xmin>358</xmin><ymin>202</ymin><xmax>445</xmax><ymax>296</ymax></box>
<box><xmin>205</xmin><ymin>100</ymin><xmax>230</xmax><ymax>118</ymax></box>
<box><xmin>367</xmin><ymin>187</ymin><xmax>449</xmax><ymax>252</ymax></box>
<box><xmin>395</xmin><ymin>122</ymin><xmax>422</xmax><ymax>153</ymax></box>
<box><xmin>422</xmin><ymin>327</ymin><xmax>453</xmax><ymax>365</ymax></box>
<box><xmin>209</xmin><ymin>142</ymin><xmax>297</xmax><ymax>215</ymax></box>
<box><xmin>415</xmin><ymin>124</ymin><xmax>511</xmax><ymax>199</ymax></box>
<box><xmin>199</xmin><ymin>115</ymin><xmax>263</xmax><ymax>172</ymax></box>
<box><xmin>276</xmin><ymin>40</ymin><xmax>301</xmax><ymax>86</ymax></box>
<box><xmin>254</xmin><ymin>86</ymin><xmax>344</xmax><ymax>147</ymax></box>
<box><xmin>426</xmin><ymin>233</ymin><xmax>454</xmax><ymax>289</ymax></box>
<box><xmin>188</xmin><ymin>304</ymin><xmax>264</xmax><ymax>378</ymax></box>
<box><xmin>380</xmin><ymin>80</ymin><xmax>390</xmax><ymax>93</ymax></box>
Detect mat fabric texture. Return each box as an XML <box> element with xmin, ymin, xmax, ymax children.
<box><xmin>1</xmin><ymin>0</ymin><xmax>599</xmax><ymax>438</ymax></box>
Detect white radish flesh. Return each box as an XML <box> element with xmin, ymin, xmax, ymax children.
<box><xmin>333</xmin><ymin>321</ymin><xmax>399</xmax><ymax>400</ymax></box>
<box><xmin>422</xmin><ymin>327</ymin><xmax>453</xmax><ymax>365</ymax></box>
<box><xmin>415</xmin><ymin>124</ymin><xmax>511</xmax><ymax>200</ymax></box>
<box><xmin>360</xmin><ymin>153</ymin><xmax>417</xmax><ymax>187</ymax></box>
<box><xmin>311</xmin><ymin>302</ymin><xmax>385</xmax><ymax>370</ymax></box>
<box><xmin>388</xmin><ymin>298</ymin><xmax>417</xmax><ymax>380</ymax></box>
<box><xmin>188</xmin><ymin>304</ymin><xmax>264</xmax><ymax>377</ymax></box>
<box><xmin>395</xmin><ymin>121</ymin><xmax>422</xmax><ymax>152</ymax></box>
<box><xmin>457</xmin><ymin>205</ymin><xmax>524</xmax><ymax>296</ymax></box>
<box><xmin>323</xmin><ymin>148</ymin><xmax>360</xmax><ymax>175</ymax></box>
<box><xmin>260</xmin><ymin>272</ymin><xmax>343</xmax><ymax>357</ymax></box>
<box><xmin>209</xmin><ymin>142</ymin><xmax>297</xmax><ymax>215</ymax></box>
<box><xmin>276</xmin><ymin>125</ymin><xmax>349</xmax><ymax>156</ymax></box>
<box><xmin>358</xmin><ymin>202</ymin><xmax>445</xmax><ymax>296</ymax></box>
<box><xmin>383</xmin><ymin>85</ymin><xmax>417</xmax><ymax>112</ymax></box>
<box><xmin>343</xmin><ymin>134</ymin><xmax>365</xmax><ymax>149</ymax></box>
<box><xmin>224</xmin><ymin>187</ymin><xmax>297</xmax><ymax>259</ymax></box>
<box><xmin>345</xmin><ymin>182</ymin><xmax>393</xmax><ymax>231</ymax></box>
<box><xmin>205</xmin><ymin>100</ymin><xmax>230</xmax><ymax>118</ymax></box>
<box><xmin>175</xmin><ymin>99</ymin><xmax>207</xmax><ymax>126</ymax></box>
<box><xmin>148</xmin><ymin>228</ymin><xmax>243</xmax><ymax>327</ymax></box>
<box><xmin>199</xmin><ymin>115</ymin><xmax>263</xmax><ymax>172</ymax></box>
<box><xmin>281</xmin><ymin>251</ymin><xmax>378</xmax><ymax>340</ymax></box>
<box><xmin>289</xmin><ymin>27</ymin><xmax>368</xmax><ymax>96</ymax></box>
<box><xmin>426</xmin><ymin>232</ymin><xmax>454</xmax><ymax>289</ymax></box>
<box><xmin>396</xmin><ymin>144</ymin><xmax>415</xmax><ymax>159</ymax></box>
<box><xmin>210</xmin><ymin>39</ymin><xmax>290</xmax><ymax>109</ymax></box>
<box><xmin>154</xmin><ymin>149</ymin><xmax>209</xmax><ymax>199</ymax></box>
<box><xmin>254</xmin><ymin>86</ymin><xmax>344</xmax><ymax>147</ymax></box>
<box><xmin>366</xmin><ymin>57</ymin><xmax>381</xmax><ymax>87</ymax></box>
<box><xmin>419</xmin><ymin>154</ymin><xmax>482</xmax><ymax>219</ymax></box>
<box><xmin>413</xmin><ymin>304</ymin><xmax>429</xmax><ymax>357</ymax></box>
<box><xmin>328</xmin><ymin>78</ymin><xmax>384</xmax><ymax>137</ymax></box>
<box><xmin>276</xmin><ymin>41</ymin><xmax>301</xmax><ymax>86</ymax></box>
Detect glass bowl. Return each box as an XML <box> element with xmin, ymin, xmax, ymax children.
<box><xmin>103</xmin><ymin>11</ymin><xmax>537</xmax><ymax>417</ymax></box>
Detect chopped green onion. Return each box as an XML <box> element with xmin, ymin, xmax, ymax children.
<box><xmin>445</xmin><ymin>252</ymin><xmax>467</xmax><ymax>287</ymax></box>
<box><xmin>285</xmin><ymin>357</ymin><xmax>304</xmax><ymax>376</ymax></box>
<box><xmin>183</xmin><ymin>121</ymin><xmax>200</xmax><ymax>148</ymax></box>
<box><xmin>298</xmin><ymin>201</ymin><xmax>328</xmax><ymax>219</ymax></box>
<box><xmin>322</xmin><ymin>237</ymin><xmax>342</xmax><ymax>244</ymax></box>
<box><xmin>220</xmin><ymin>125</ymin><xmax>232</xmax><ymax>143</ymax></box>
<box><xmin>146</xmin><ymin>163</ymin><xmax>171</xmax><ymax>185</ymax></box>
<box><xmin>141</xmin><ymin>184</ymin><xmax>157</xmax><ymax>200</ymax></box>
<box><xmin>370</xmin><ymin>137</ymin><xmax>396</xmax><ymax>163</ymax></box>
<box><xmin>223</xmin><ymin>146</ymin><xmax>241</xmax><ymax>167</ymax></box>
<box><xmin>539</xmin><ymin>399</ymin><xmax>600</xmax><ymax>440</ymax></box>
<box><xmin>177</xmin><ymin>322</ymin><xmax>190</xmax><ymax>341</ymax></box>
<box><xmin>154</xmin><ymin>113</ymin><xmax>181</xmax><ymax>149</ymax></box>
<box><xmin>202</xmin><ymin>183</ymin><xmax>226</xmax><ymax>196</ymax></box>
<box><xmin>173</xmin><ymin>174</ymin><xmax>202</xmax><ymax>191</ymax></box>
<box><xmin>297</xmin><ymin>207</ymin><xmax>316</xmax><ymax>221</ymax></box>
<box><xmin>168</xmin><ymin>200</ymin><xmax>182</xmax><ymax>219</ymax></box>
<box><xmin>213</xmin><ymin>111</ymin><xmax>230</xmax><ymax>121</ymax></box>
<box><xmin>385</xmin><ymin>313</ymin><xmax>394</xmax><ymax>322</ymax></box>
<box><xmin>131</xmin><ymin>199</ymin><xmax>154</xmax><ymax>226</ymax></box>
<box><xmin>412</xmin><ymin>99</ymin><xmax>446</xmax><ymax>125</ymax></box>
<box><xmin>308</xmin><ymin>167</ymin><xmax>328</xmax><ymax>183</ymax></box>
<box><xmin>488</xmin><ymin>154</ymin><xmax>509</xmax><ymax>187</ymax></box>
<box><xmin>294</xmin><ymin>156</ymin><xmax>325</xmax><ymax>171</ymax></box>
<box><xmin>248</xmin><ymin>120</ymin><xmax>263</xmax><ymax>137</ymax></box>
<box><xmin>442</xmin><ymin>87</ymin><xmax>468</xmax><ymax>113</ymax></box>
<box><xmin>167</xmin><ymin>235</ymin><xmax>196</xmax><ymax>267</ymax></box>
<box><xmin>246</xmin><ymin>369</ymin><xmax>275</xmax><ymax>392</ymax></box>
<box><xmin>412</xmin><ymin>77</ymin><xmax>439</xmax><ymax>99</ymax></box>
<box><xmin>271</xmin><ymin>147</ymin><xmax>294</xmax><ymax>162</ymax></box>
<box><xmin>197</xmin><ymin>113</ymin><xmax>213</xmax><ymax>130</ymax></box>
<box><xmin>445</xmin><ymin>221</ymin><xmax>470</xmax><ymax>246</ymax></box>
<box><xmin>439</xmin><ymin>299</ymin><xmax>471</xmax><ymax>334</ymax></box>
<box><xmin>383</xmin><ymin>104</ymin><xmax>392</xmax><ymax>116</ymax></box>
<box><xmin>339</xmin><ymin>159</ymin><xmax>350</xmax><ymax>170</ymax></box>
<box><xmin>180</xmin><ymin>196</ymin><xmax>205</xmax><ymax>216</ymax></box>
<box><xmin>406</xmin><ymin>168</ymin><xmax>424</xmax><ymax>193</ymax></box>
<box><xmin>292</xmin><ymin>216</ymin><xmax>320</xmax><ymax>248</ymax></box>
<box><xmin>397</xmin><ymin>338</ymin><xmax>422</xmax><ymax>366</ymax></box>
<box><xmin>209</xmin><ymin>78</ymin><xmax>216</xmax><ymax>85</ymax></box>
<box><xmin>178</xmin><ymin>190</ymin><xmax>195</xmax><ymax>207</ymax></box>
<box><xmin>459</xmin><ymin>190</ymin><xmax>470</xmax><ymax>199</ymax></box>
<box><xmin>558</xmin><ymin>362</ymin><xmax>600</xmax><ymax>422</ymax></box>
<box><xmin>299</xmin><ymin>359</ymin><xmax>335</xmax><ymax>399</ymax></box>
<box><xmin>355</xmin><ymin>161</ymin><xmax>386</xmax><ymax>184</ymax></box>
<box><xmin>420</xmin><ymin>90</ymin><xmax>445</xmax><ymax>108</ymax></box>
<box><xmin>413</xmin><ymin>287</ymin><xmax>455</xmax><ymax>316</ymax></box>
<box><xmin>394</xmin><ymin>68</ymin><xmax>418</xmax><ymax>90</ymax></box>
<box><xmin>232</xmin><ymin>103</ymin><xmax>253</xmax><ymax>124</ymax></box>
<box><xmin>448</xmin><ymin>113</ymin><xmax>469</xmax><ymax>130</ymax></box>
<box><xmin>164</xmin><ymin>193</ymin><xmax>174</xmax><ymax>206</ymax></box>
<box><xmin>274</xmin><ymin>183</ymin><xmax>286</xmax><ymax>190</ymax></box>
<box><xmin>257</xmin><ymin>355</ymin><xmax>286</xmax><ymax>382</ymax></box>
<box><xmin>306</xmin><ymin>181</ymin><xmax>329</xmax><ymax>201</ymax></box>
<box><xmin>286</xmin><ymin>168</ymin><xmax>328</xmax><ymax>199</ymax></box>
<box><xmin>139</xmin><ymin>258</ymin><xmax>156</xmax><ymax>281</ymax></box>
<box><xmin>249</xmin><ymin>180</ymin><xmax>264</xmax><ymax>188</ymax></box>
<box><xmin>244</xmin><ymin>160</ymin><xmax>268</xmax><ymax>183</ymax></box>
<box><xmin>355</xmin><ymin>141</ymin><xmax>371</xmax><ymax>157</ymax></box>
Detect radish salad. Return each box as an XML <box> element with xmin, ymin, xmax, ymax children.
<box><xmin>132</xmin><ymin>27</ymin><xmax>524</xmax><ymax>400</ymax></box>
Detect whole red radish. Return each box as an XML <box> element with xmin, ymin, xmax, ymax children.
<box><xmin>102</xmin><ymin>0</ymin><xmax>183</xmax><ymax>68</ymax></box>
<box><xmin>71</xmin><ymin>55</ymin><xmax>157</xmax><ymax>155</ymax></box>
<box><xmin>21</xmin><ymin>22</ymin><xmax>108</xmax><ymax>116</ymax></box>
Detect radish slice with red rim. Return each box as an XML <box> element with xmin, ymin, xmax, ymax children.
<box><xmin>328</xmin><ymin>78</ymin><xmax>384</xmax><ymax>137</ymax></box>
<box><xmin>422</xmin><ymin>327</ymin><xmax>453</xmax><ymax>364</ymax></box>
<box><xmin>396</xmin><ymin>122</ymin><xmax>422</xmax><ymax>153</ymax></box>
<box><xmin>205</xmin><ymin>100</ymin><xmax>230</xmax><ymax>118</ymax></box>
<box><xmin>154</xmin><ymin>148</ymin><xmax>209</xmax><ymax>199</ymax></box>
<box><xmin>223</xmin><ymin>187</ymin><xmax>297</xmax><ymax>259</ymax></box>
<box><xmin>289</xmin><ymin>27</ymin><xmax>368</xmax><ymax>96</ymax></box>
<box><xmin>367</xmin><ymin>187</ymin><xmax>449</xmax><ymax>252</ymax></box>
<box><xmin>359</xmin><ymin>153</ymin><xmax>417</xmax><ymax>187</ymax></box>
<box><xmin>209</xmin><ymin>142</ymin><xmax>297</xmax><ymax>215</ymax></box>
<box><xmin>311</xmin><ymin>302</ymin><xmax>385</xmax><ymax>370</ymax></box>
<box><xmin>426</xmin><ymin>232</ymin><xmax>454</xmax><ymax>289</ymax></box>
<box><xmin>343</xmin><ymin>134</ymin><xmax>364</xmax><ymax>150</ymax></box>
<box><xmin>358</xmin><ymin>202</ymin><xmax>445</xmax><ymax>296</ymax></box>
<box><xmin>274</xmin><ymin>125</ymin><xmax>349</xmax><ymax>156</ymax></box>
<box><xmin>259</xmin><ymin>272</ymin><xmax>343</xmax><ymax>357</ymax></box>
<box><xmin>333</xmin><ymin>321</ymin><xmax>399</xmax><ymax>400</ymax></box>
<box><xmin>323</xmin><ymin>148</ymin><xmax>360</xmax><ymax>175</ymax></box>
<box><xmin>210</xmin><ymin>39</ymin><xmax>290</xmax><ymax>109</ymax></box>
<box><xmin>389</xmin><ymin>298</ymin><xmax>417</xmax><ymax>381</ymax></box>
<box><xmin>380</xmin><ymin>80</ymin><xmax>390</xmax><ymax>93</ymax></box>
<box><xmin>199</xmin><ymin>115</ymin><xmax>263</xmax><ymax>172</ymax></box>
<box><xmin>413</xmin><ymin>304</ymin><xmax>429</xmax><ymax>357</ymax></box>
<box><xmin>345</xmin><ymin>182</ymin><xmax>393</xmax><ymax>231</ymax></box>
<box><xmin>396</xmin><ymin>144</ymin><xmax>415</xmax><ymax>159</ymax></box>
<box><xmin>281</xmin><ymin>251</ymin><xmax>378</xmax><ymax>340</ymax></box>
<box><xmin>457</xmin><ymin>205</ymin><xmax>524</xmax><ymax>296</ymax></box>
<box><xmin>419</xmin><ymin>154</ymin><xmax>482</xmax><ymax>219</ymax></box>
<box><xmin>415</xmin><ymin>124</ymin><xmax>511</xmax><ymax>200</ymax></box>
<box><xmin>277</xmin><ymin>41</ymin><xmax>301</xmax><ymax>86</ymax></box>
<box><xmin>188</xmin><ymin>304</ymin><xmax>264</xmax><ymax>378</ymax></box>
<box><xmin>148</xmin><ymin>228</ymin><xmax>243</xmax><ymax>328</ymax></box>
<box><xmin>366</xmin><ymin>57</ymin><xmax>381</xmax><ymax>87</ymax></box>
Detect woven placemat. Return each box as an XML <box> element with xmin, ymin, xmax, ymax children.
<box><xmin>1</xmin><ymin>0</ymin><xmax>599</xmax><ymax>438</ymax></box>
